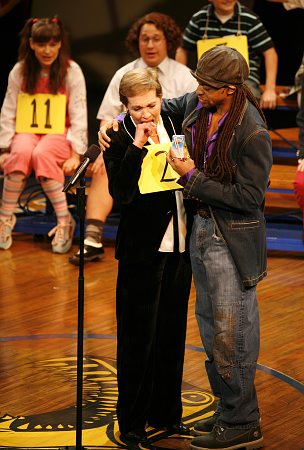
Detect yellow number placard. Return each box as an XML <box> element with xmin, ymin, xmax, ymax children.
<box><xmin>138</xmin><ymin>143</ymin><xmax>182</xmax><ymax>194</ymax></box>
<box><xmin>197</xmin><ymin>35</ymin><xmax>249</xmax><ymax>67</ymax></box>
<box><xmin>16</xmin><ymin>93</ymin><xmax>66</xmax><ymax>134</ymax></box>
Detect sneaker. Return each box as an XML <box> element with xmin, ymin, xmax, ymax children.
<box><xmin>0</xmin><ymin>214</ymin><xmax>16</xmax><ymax>250</ymax></box>
<box><xmin>69</xmin><ymin>243</ymin><xmax>105</xmax><ymax>266</ymax></box>
<box><xmin>193</xmin><ymin>412</ymin><xmax>220</xmax><ymax>436</ymax></box>
<box><xmin>190</xmin><ymin>424</ymin><xmax>263</xmax><ymax>450</ymax></box>
<box><xmin>48</xmin><ymin>215</ymin><xmax>76</xmax><ymax>254</ymax></box>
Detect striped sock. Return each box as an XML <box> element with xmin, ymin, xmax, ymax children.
<box><xmin>0</xmin><ymin>174</ymin><xmax>26</xmax><ymax>221</ymax></box>
<box><xmin>40</xmin><ymin>178</ymin><xmax>70</xmax><ymax>223</ymax></box>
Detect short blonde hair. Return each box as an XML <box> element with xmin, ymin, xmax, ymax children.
<box><xmin>119</xmin><ymin>67</ymin><xmax>162</xmax><ymax>106</ymax></box>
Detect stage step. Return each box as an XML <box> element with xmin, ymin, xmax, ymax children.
<box><xmin>266</xmin><ymin>222</ymin><xmax>304</xmax><ymax>252</ymax></box>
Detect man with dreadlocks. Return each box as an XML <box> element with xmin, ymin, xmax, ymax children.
<box><xmin>98</xmin><ymin>45</ymin><xmax>272</xmax><ymax>450</ymax></box>
<box><xmin>164</xmin><ymin>46</ymin><xmax>272</xmax><ymax>450</ymax></box>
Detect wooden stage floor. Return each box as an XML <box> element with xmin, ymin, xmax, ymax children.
<box><xmin>0</xmin><ymin>234</ymin><xmax>303</xmax><ymax>449</ymax></box>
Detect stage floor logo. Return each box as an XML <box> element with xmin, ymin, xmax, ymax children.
<box><xmin>0</xmin><ymin>356</ymin><xmax>216</xmax><ymax>448</ymax></box>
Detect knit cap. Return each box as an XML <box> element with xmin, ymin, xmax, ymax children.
<box><xmin>191</xmin><ymin>45</ymin><xmax>249</xmax><ymax>88</ymax></box>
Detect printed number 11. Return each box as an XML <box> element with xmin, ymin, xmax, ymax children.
<box><xmin>30</xmin><ymin>99</ymin><xmax>52</xmax><ymax>129</ymax></box>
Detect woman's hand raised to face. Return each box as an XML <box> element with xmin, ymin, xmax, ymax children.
<box><xmin>133</xmin><ymin>122</ymin><xmax>157</xmax><ymax>149</ymax></box>
<box><xmin>98</xmin><ymin>119</ymin><xmax>157</xmax><ymax>151</ymax></box>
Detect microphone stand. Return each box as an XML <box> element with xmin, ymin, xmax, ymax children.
<box><xmin>63</xmin><ymin>172</ymin><xmax>86</xmax><ymax>450</ymax></box>
<box><xmin>62</xmin><ymin>145</ymin><xmax>101</xmax><ymax>449</ymax></box>
<box><xmin>75</xmin><ymin>171</ymin><xmax>86</xmax><ymax>450</ymax></box>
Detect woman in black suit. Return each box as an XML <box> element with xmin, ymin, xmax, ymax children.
<box><xmin>103</xmin><ymin>67</ymin><xmax>193</xmax><ymax>445</ymax></box>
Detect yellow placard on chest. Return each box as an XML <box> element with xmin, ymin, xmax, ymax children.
<box><xmin>138</xmin><ymin>143</ymin><xmax>182</xmax><ymax>194</ymax></box>
<box><xmin>16</xmin><ymin>93</ymin><xmax>66</xmax><ymax>134</ymax></box>
<box><xmin>197</xmin><ymin>35</ymin><xmax>249</xmax><ymax>67</ymax></box>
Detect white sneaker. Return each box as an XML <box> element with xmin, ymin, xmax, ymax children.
<box><xmin>48</xmin><ymin>214</ymin><xmax>76</xmax><ymax>254</ymax></box>
<box><xmin>0</xmin><ymin>214</ymin><xmax>16</xmax><ymax>250</ymax></box>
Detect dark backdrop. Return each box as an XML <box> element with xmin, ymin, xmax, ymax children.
<box><xmin>0</xmin><ymin>0</ymin><xmax>303</xmax><ymax>142</ymax></box>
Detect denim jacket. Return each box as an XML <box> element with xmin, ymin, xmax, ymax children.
<box><xmin>162</xmin><ymin>92</ymin><xmax>273</xmax><ymax>287</ymax></box>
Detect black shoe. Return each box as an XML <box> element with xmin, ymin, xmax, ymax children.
<box><xmin>69</xmin><ymin>244</ymin><xmax>104</xmax><ymax>266</ymax></box>
<box><xmin>120</xmin><ymin>429</ymin><xmax>148</xmax><ymax>444</ymax></box>
<box><xmin>149</xmin><ymin>421</ymin><xmax>191</xmax><ymax>436</ymax></box>
<box><xmin>192</xmin><ymin>412</ymin><xmax>220</xmax><ymax>436</ymax></box>
<box><xmin>190</xmin><ymin>424</ymin><xmax>263</xmax><ymax>450</ymax></box>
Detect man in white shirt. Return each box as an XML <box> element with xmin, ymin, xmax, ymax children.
<box><xmin>69</xmin><ymin>11</ymin><xmax>198</xmax><ymax>265</ymax></box>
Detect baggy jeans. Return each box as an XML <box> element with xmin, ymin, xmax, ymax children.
<box><xmin>190</xmin><ymin>215</ymin><xmax>260</xmax><ymax>428</ymax></box>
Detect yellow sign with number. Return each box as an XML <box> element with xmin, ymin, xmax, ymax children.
<box><xmin>197</xmin><ymin>35</ymin><xmax>249</xmax><ymax>67</ymax></box>
<box><xmin>138</xmin><ymin>143</ymin><xmax>182</xmax><ymax>194</ymax></box>
<box><xmin>16</xmin><ymin>93</ymin><xmax>66</xmax><ymax>134</ymax></box>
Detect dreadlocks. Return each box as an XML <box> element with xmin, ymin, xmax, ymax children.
<box><xmin>193</xmin><ymin>84</ymin><xmax>266</xmax><ymax>184</ymax></box>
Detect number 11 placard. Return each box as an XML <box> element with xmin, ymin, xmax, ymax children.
<box><xmin>16</xmin><ymin>93</ymin><xmax>66</xmax><ymax>134</ymax></box>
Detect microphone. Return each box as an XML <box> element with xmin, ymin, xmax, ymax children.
<box><xmin>63</xmin><ymin>144</ymin><xmax>101</xmax><ymax>192</ymax></box>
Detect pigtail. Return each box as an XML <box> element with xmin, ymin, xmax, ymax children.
<box><xmin>18</xmin><ymin>18</ymin><xmax>36</xmax><ymax>62</ymax></box>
